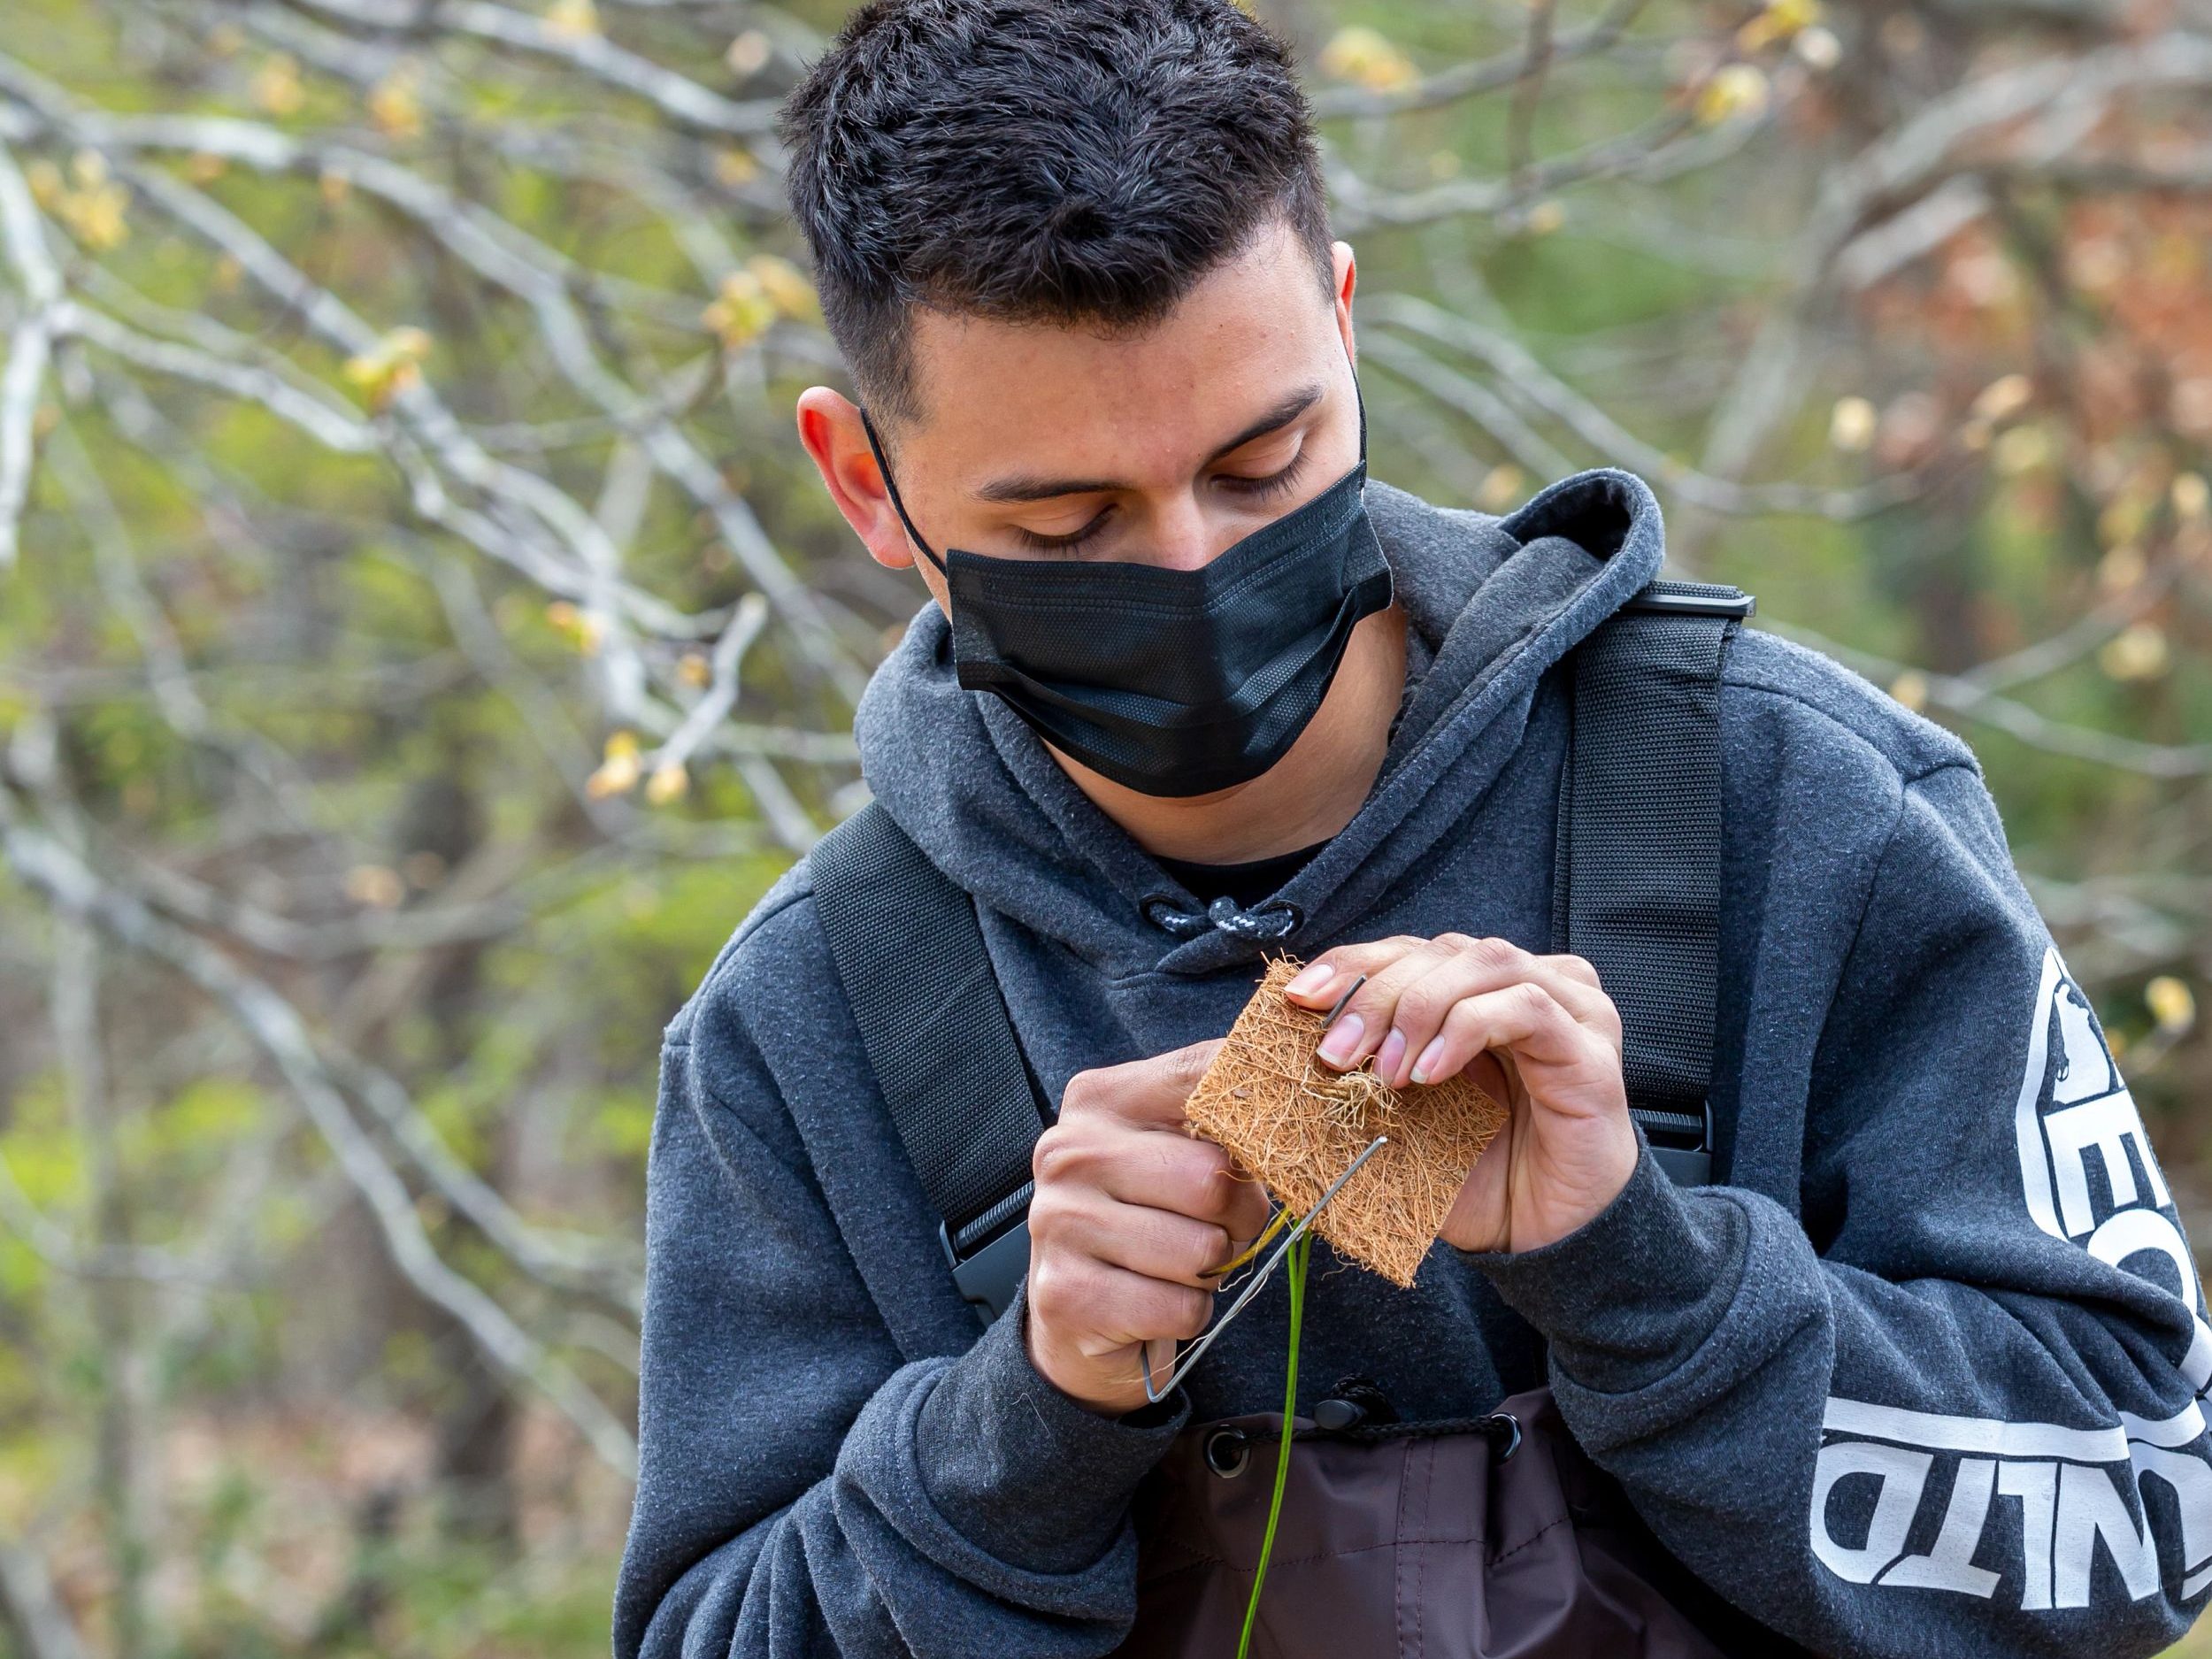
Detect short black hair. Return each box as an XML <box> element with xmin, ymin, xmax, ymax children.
<box><xmin>780</xmin><ymin>0</ymin><xmax>1333</xmax><ymax>422</ymax></box>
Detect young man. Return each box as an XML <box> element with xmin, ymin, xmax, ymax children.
<box><xmin>614</xmin><ymin>2</ymin><xmax>2211</xmax><ymax>1654</ymax></box>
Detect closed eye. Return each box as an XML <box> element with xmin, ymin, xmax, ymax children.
<box><xmin>1216</xmin><ymin>448</ymin><xmax>1311</xmax><ymax>504</ymax></box>
<box><xmin>1005</xmin><ymin>446</ymin><xmax>1313</xmax><ymax>553</ymax></box>
<box><xmin>1010</xmin><ymin>505</ymin><xmax>1115</xmax><ymax>554</ymax></box>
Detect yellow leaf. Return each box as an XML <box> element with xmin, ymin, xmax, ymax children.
<box><xmin>1739</xmin><ymin>0</ymin><xmax>1821</xmax><ymax>52</ymax></box>
<box><xmin>712</xmin><ymin>148</ymin><xmax>760</xmax><ymax>188</ymax></box>
<box><xmin>746</xmin><ymin>254</ymin><xmax>820</xmax><ymax>321</ymax></box>
<box><xmin>588</xmin><ymin>749</ymin><xmax>641</xmax><ymax>800</ymax></box>
<box><xmin>704</xmin><ymin>270</ymin><xmax>776</xmax><ymax>349</ymax></box>
<box><xmin>1695</xmin><ymin>65</ymin><xmax>1770</xmax><ymax>127</ymax></box>
<box><xmin>1794</xmin><ymin>26</ymin><xmax>1842</xmax><ymax>70</ymax></box>
<box><xmin>59</xmin><ymin>183</ymin><xmax>130</xmax><ymax>251</ymax></box>
<box><xmin>1888</xmin><ymin>670</ymin><xmax>1929</xmax><ymax>712</ymax></box>
<box><xmin>589</xmin><ymin>731</ymin><xmax>642</xmax><ymax>800</ymax></box>
<box><xmin>2096</xmin><ymin>544</ymin><xmax>2146</xmax><ymax>595</ymax></box>
<box><xmin>2099</xmin><ymin>624</ymin><xmax>2169</xmax><ymax>682</ymax></box>
<box><xmin>1992</xmin><ymin>425</ymin><xmax>2051</xmax><ymax>477</ymax></box>
<box><xmin>725</xmin><ymin>29</ymin><xmax>772</xmax><ymax>76</ymax></box>
<box><xmin>24</xmin><ymin>160</ymin><xmax>63</xmax><ymax>210</ymax></box>
<box><xmin>545</xmin><ymin>0</ymin><xmax>599</xmax><ymax>41</ymax></box>
<box><xmin>1476</xmin><ymin>465</ymin><xmax>1525</xmax><ymax>512</ymax></box>
<box><xmin>1970</xmin><ymin>373</ymin><xmax>2033</xmax><ymax>424</ymax></box>
<box><xmin>369</xmin><ymin>62</ymin><xmax>426</xmax><ymax>141</ymax></box>
<box><xmin>1319</xmin><ymin>27</ymin><xmax>1418</xmax><ymax>95</ymax></box>
<box><xmin>646</xmin><ymin>762</ymin><xmax>690</xmax><ymax>805</ymax></box>
<box><xmin>253</xmin><ymin>53</ymin><xmax>305</xmax><ymax>118</ymax></box>
<box><xmin>344</xmin><ymin>864</ymin><xmax>405</xmax><ymax>910</ymax></box>
<box><xmin>2099</xmin><ymin>492</ymin><xmax>2151</xmax><ymax>549</ymax></box>
<box><xmin>676</xmin><ymin>651</ymin><xmax>711</xmax><ymax>688</ymax></box>
<box><xmin>2172</xmin><ymin>473</ymin><xmax>2208</xmax><ymax>521</ymax></box>
<box><xmin>2146</xmin><ymin>976</ymin><xmax>2196</xmax><ymax>1036</ymax></box>
<box><xmin>1828</xmin><ymin>396</ymin><xmax>1877</xmax><ymax>453</ymax></box>
<box><xmin>342</xmin><ymin>326</ymin><xmax>433</xmax><ymax>411</ymax></box>
<box><xmin>186</xmin><ymin>151</ymin><xmax>228</xmax><ymax>185</ymax></box>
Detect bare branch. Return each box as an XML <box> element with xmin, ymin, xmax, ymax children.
<box><xmin>280</xmin><ymin>0</ymin><xmax>780</xmax><ymax>134</ymax></box>
<box><xmin>0</xmin><ymin>139</ymin><xmax>60</xmax><ymax>566</ymax></box>
<box><xmin>1310</xmin><ymin>0</ymin><xmax>1653</xmax><ymax>119</ymax></box>
<box><xmin>1366</xmin><ymin>293</ymin><xmax>1925</xmax><ymax>519</ymax></box>
<box><xmin>0</xmin><ymin>787</ymin><xmax>641</xmax><ymax>1475</ymax></box>
<box><xmin>1764</xmin><ymin>619</ymin><xmax>2212</xmax><ymax>779</ymax></box>
<box><xmin>0</xmin><ymin>1538</ymin><xmax>88</xmax><ymax>1659</ymax></box>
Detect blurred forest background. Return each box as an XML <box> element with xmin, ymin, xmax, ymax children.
<box><xmin>0</xmin><ymin>0</ymin><xmax>2208</xmax><ymax>1653</ymax></box>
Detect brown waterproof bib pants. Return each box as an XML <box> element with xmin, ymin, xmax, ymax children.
<box><xmin>1116</xmin><ymin>1388</ymin><xmax>1733</xmax><ymax>1659</ymax></box>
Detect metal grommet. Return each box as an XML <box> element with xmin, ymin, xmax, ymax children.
<box><xmin>1203</xmin><ymin>1427</ymin><xmax>1252</xmax><ymax>1479</ymax></box>
<box><xmin>1481</xmin><ymin>1411</ymin><xmax>1523</xmax><ymax>1462</ymax></box>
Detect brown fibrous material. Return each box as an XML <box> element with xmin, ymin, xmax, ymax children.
<box><xmin>1184</xmin><ymin>956</ymin><xmax>1509</xmax><ymax>1289</ymax></box>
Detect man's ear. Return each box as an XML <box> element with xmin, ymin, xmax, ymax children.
<box><xmin>1332</xmin><ymin>241</ymin><xmax>1357</xmax><ymax>368</ymax></box>
<box><xmin>795</xmin><ymin>387</ymin><xmax>923</xmax><ymax>573</ymax></box>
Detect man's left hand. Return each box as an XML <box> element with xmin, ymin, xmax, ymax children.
<box><xmin>1280</xmin><ymin>935</ymin><xmax>1637</xmax><ymax>1256</ymax></box>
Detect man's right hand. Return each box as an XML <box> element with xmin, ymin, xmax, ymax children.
<box><xmin>1023</xmin><ymin>1038</ymin><xmax>1271</xmax><ymax>1417</ymax></box>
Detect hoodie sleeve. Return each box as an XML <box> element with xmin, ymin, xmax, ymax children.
<box><xmin>1471</xmin><ymin>759</ymin><xmax>2209</xmax><ymax>1659</ymax></box>
<box><xmin>612</xmin><ymin>958</ymin><xmax>1187</xmax><ymax>1659</ymax></box>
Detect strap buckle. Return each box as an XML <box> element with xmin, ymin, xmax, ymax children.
<box><xmin>1632</xmin><ymin>1101</ymin><xmax>1714</xmax><ymax>1187</ymax></box>
<box><xmin>940</xmin><ymin>1217</ymin><xmax>1030</xmax><ymax>1325</ymax></box>
<box><xmin>1622</xmin><ymin>582</ymin><xmax>1756</xmax><ymax>619</ymax></box>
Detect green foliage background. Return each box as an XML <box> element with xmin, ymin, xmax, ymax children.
<box><xmin>0</xmin><ymin>0</ymin><xmax>2205</xmax><ymax>1653</ymax></box>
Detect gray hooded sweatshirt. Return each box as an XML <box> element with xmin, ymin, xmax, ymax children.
<box><xmin>614</xmin><ymin>470</ymin><xmax>2211</xmax><ymax>1658</ymax></box>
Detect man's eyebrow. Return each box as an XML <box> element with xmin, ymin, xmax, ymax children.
<box><xmin>972</xmin><ymin>384</ymin><xmax>1327</xmax><ymax>504</ymax></box>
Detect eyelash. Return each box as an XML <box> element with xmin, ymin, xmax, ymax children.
<box><xmin>1010</xmin><ymin>449</ymin><xmax>1312</xmax><ymax>554</ymax></box>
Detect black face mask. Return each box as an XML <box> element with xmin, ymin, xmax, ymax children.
<box><xmin>861</xmin><ymin>391</ymin><xmax>1393</xmax><ymax>798</ymax></box>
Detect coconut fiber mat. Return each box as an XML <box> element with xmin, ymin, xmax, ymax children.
<box><xmin>1185</xmin><ymin>956</ymin><xmax>1509</xmax><ymax>1287</ymax></box>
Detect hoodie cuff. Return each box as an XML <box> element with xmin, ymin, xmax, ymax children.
<box><xmin>914</xmin><ymin>1278</ymin><xmax>1187</xmax><ymax>1575</ymax></box>
<box><xmin>1455</xmin><ymin>1142</ymin><xmax>1748</xmax><ymax>1396</ymax></box>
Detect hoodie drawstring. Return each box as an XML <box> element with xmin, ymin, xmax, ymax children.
<box><xmin>1143</xmin><ymin>895</ymin><xmax>1302</xmax><ymax>942</ymax></box>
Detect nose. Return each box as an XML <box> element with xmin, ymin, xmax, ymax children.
<box><xmin>1147</xmin><ymin>491</ymin><xmax>1223</xmax><ymax>573</ymax></box>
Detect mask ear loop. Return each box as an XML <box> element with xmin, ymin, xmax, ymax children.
<box><xmin>857</xmin><ymin>408</ymin><xmax>949</xmax><ymax>576</ymax></box>
<box><xmin>1350</xmin><ymin>367</ymin><xmax>1369</xmax><ymax>472</ymax></box>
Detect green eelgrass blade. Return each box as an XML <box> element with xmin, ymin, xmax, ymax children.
<box><xmin>1235</xmin><ymin>1228</ymin><xmax>1308</xmax><ymax>1659</ymax></box>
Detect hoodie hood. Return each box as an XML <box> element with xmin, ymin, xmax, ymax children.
<box><xmin>854</xmin><ymin>468</ymin><xmax>1667</xmax><ymax>978</ymax></box>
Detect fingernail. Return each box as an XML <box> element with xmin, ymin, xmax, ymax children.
<box><xmin>1317</xmin><ymin>1013</ymin><xmax>1363</xmax><ymax>1067</ymax></box>
<box><xmin>1409</xmin><ymin>1037</ymin><xmax>1446</xmax><ymax>1086</ymax></box>
<box><xmin>1284</xmin><ymin>963</ymin><xmax>1333</xmax><ymax>997</ymax></box>
<box><xmin>1375</xmin><ymin>1028</ymin><xmax>1406</xmax><ymax>1082</ymax></box>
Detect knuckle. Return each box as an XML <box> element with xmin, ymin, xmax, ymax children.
<box><xmin>1032</xmin><ymin>1126</ymin><xmax>1084</xmax><ymax>1188</ymax></box>
<box><xmin>1435</xmin><ymin>931</ymin><xmax>1479</xmax><ymax>955</ymax></box>
<box><xmin>1172</xmin><ymin>1040</ymin><xmax>1217</xmax><ymax>1088</ymax></box>
<box><xmin>1515</xmin><ymin>980</ymin><xmax>1563</xmax><ymax>1023</ymax></box>
<box><xmin>1440</xmin><ymin>1000</ymin><xmax>1486</xmax><ymax>1045</ymax></box>
<box><xmin>1025</xmin><ymin>1182</ymin><xmax>1080</xmax><ymax>1246</ymax></box>
<box><xmin>1026</xmin><ymin>1255</ymin><xmax>1071</xmax><ymax>1321</ymax></box>
<box><xmin>1469</xmin><ymin>936</ymin><xmax>1524</xmax><ymax>973</ymax></box>
<box><xmin>1395</xmin><ymin>980</ymin><xmax>1448</xmax><ymax>1033</ymax></box>
<box><xmin>1166</xmin><ymin>1218</ymin><xmax>1229</xmax><ymax>1279</ymax></box>
<box><xmin>1059</xmin><ymin>1070</ymin><xmax>1104</xmax><ymax>1118</ymax></box>
<box><xmin>1556</xmin><ymin>953</ymin><xmax>1602</xmax><ymax>989</ymax></box>
<box><xmin>1167</xmin><ymin>1286</ymin><xmax>1214</xmax><ymax>1340</ymax></box>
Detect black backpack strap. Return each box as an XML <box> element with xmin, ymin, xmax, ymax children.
<box><xmin>1554</xmin><ymin>580</ymin><xmax>1753</xmax><ymax>1186</ymax></box>
<box><xmin>810</xmin><ymin>803</ymin><xmax>1046</xmax><ymax>1325</ymax></box>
